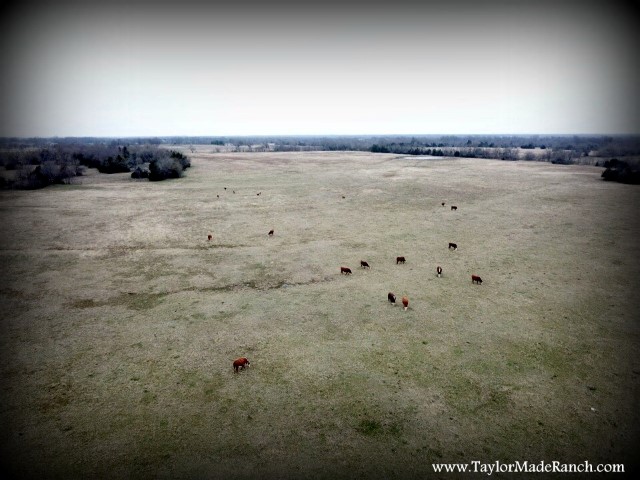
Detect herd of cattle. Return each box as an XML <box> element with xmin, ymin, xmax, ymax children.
<box><xmin>336</xmin><ymin>202</ymin><xmax>482</xmax><ymax>319</ymax></box>
<box><xmin>226</xmin><ymin>197</ymin><xmax>482</xmax><ymax>373</ymax></box>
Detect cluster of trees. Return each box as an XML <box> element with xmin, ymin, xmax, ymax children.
<box><xmin>601</xmin><ymin>159</ymin><xmax>640</xmax><ymax>184</ymax></box>
<box><xmin>0</xmin><ymin>142</ymin><xmax>190</xmax><ymax>189</ymax></box>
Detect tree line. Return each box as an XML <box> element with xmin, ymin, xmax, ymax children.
<box><xmin>2</xmin><ymin>134</ymin><xmax>639</xmax><ymax>188</ymax></box>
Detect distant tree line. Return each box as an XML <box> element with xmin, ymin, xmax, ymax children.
<box><xmin>0</xmin><ymin>143</ymin><xmax>190</xmax><ymax>189</ymax></box>
<box><xmin>3</xmin><ymin>134</ymin><xmax>640</xmax><ymax>188</ymax></box>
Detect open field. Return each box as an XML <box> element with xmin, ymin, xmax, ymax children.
<box><xmin>1</xmin><ymin>150</ymin><xmax>639</xmax><ymax>478</ymax></box>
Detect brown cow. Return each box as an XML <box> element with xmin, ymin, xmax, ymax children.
<box><xmin>268</xmin><ymin>229</ymin><xmax>274</xmax><ymax>236</ymax></box>
<box><xmin>388</xmin><ymin>292</ymin><xmax>396</xmax><ymax>305</ymax></box>
<box><xmin>207</xmin><ymin>234</ymin><xmax>213</xmax><ymax>241</ymax></box>
<box><xmin>448</xmin><ymin>243</ymin><xmax>457</xmax><ymax>250</ymax></box>
<box><xmin>233</xmin><ymin>357</ymin><xmax>250</xmax><ymax>373</ymax></box>
<box><xmin>472</xmin><ymin>275</ymin><xmax>483</xmax><ymax>284</ymax></box>
<box><xmin>451</xmin><ymin>205</ymin><xmax>457</xmax><ymax>211</ymax></box>
<box><xmin>396</xmin><ymin>256</ymin><xmax>406</xmax><ymax>264</ymax></box>
<box><xmin>360</xmin><ymin>260</ymin><xmax>370</xmax><ymax>269</ymax></box>
<box><xmin>437</xmin><ymin>266</ymin><xmax>442</xmax><ymax>277</ymax></box>
<box><xmin>402</xmin><ymin>296</ymin><xmax>409</xmax><ymax>311</ymax></box>
<box><xmin>340</xmin><ymin>267</ymin><xmax>352</xmax><ymax>275</ymax></box>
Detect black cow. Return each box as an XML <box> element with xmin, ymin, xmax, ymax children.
<box><xmin>388</xmin><ymin>292</ymin><xmax>396</xmax><ymax>304</ymax></box>
<box><xmin>448</xmin><ymin>243</ymin><xmax>457</xmax><ymax>250</ymax></box>
<box><xmin>396</xmin><ymin>256</ymin><xmax>406</xmax><ymax>264</ymax></box>
<box><xmin>360</xmin><ymin>260</ymin><xmax>370</xmax><ymax>269</ymax></box>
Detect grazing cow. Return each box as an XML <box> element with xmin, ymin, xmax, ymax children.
<box><xmin>441</xmin><ymin>202</ymin><xmax>445</xmax><ymax>206</ymax></box>
<box><xmin>207</xmin><ymin>234</ymin><xmax>213</xmax><ymax>241</ymax></box>
<box><xmin>257</xmin><ymin>192</ymin><xmax>261</xmax><ymax>196</ymax></box>
<box><xmin>451</xmin><ymin>205</ymin><xmax>457</xmax><ymax>211</ymax></box>
<box><xmin>268</xmin><ymin>229</ymin><xmax>274</xmax><ymax>236</ymax></box>
<box><xmin>388</xmin><ymin>292</ymin><xmax>396</xmax><ymax>305</ymax></box>
<box><xmin>448</xmin><ymin>243</ymin><xmax>457</xmax><ymax>250</ymax></box>
<box><xmin>360</xmin><ymin>260</ymin><xmax>370</xmax><ymax>269</ymax></box>
<box><xmin>396</xmin><ymin>256</ymin><xmax>406</xmax><ymax>264</ymax></box>
<box><xmin>340</xmin><ymin>267</ymin><xmax>352</xmax><ymax>275</ymax></box>
<box><xmin>437</xmin><ymin>266</ymin><xmax>442</xmax><ymax>277</ymax></box>
<box><xmin>472</xmin><ymin>275</ymin><xmax>483</xmax><ymax>284</ymax></box>
<box><xmin>402</xmin><ymin>296</ymin><xmax>409</xmax><ymax>310</ymax></box>
<box><xmin>233</xmin><ymin>357</ymin><xmax>250</xmax><ymax>373</ymax></box>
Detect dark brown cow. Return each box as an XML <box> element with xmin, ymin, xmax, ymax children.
<box><xmin>207</xmin><ymin>234</ymin><xmax>213</xmax><ymax>241</ymax></box>
<box><xmin>360</xmin><ymin>260</ymin><xmax>370</xmax><ymax>269</ymax></box>
<box><xmin>268</xmin><ymin>229</ymin><xmax>274</xmax><ymax>236</ymax></box>
<box><xmin>396</xmin><ymin>256</ymin><xmax>406</xmax><ymax>264</ymax></box>
<box><xmin>402</xmin><ymin>296</ymin><xmax>409</xmax><ymax>310</ymax></box>
<box><xmin>233</xmin><ymin>357</ymin><xmax>250</xmax><ymax>373</ymax></box>
<box><xmin>451</xmin><ymin>205</ymin><xmax>457</xmax><ymax>211</ymax></box>
<box><xmin>441</xmin><ymin>202</ymin><xmax>445</xmax><ymax>206</ymax></box>
<box><xmin>472</xmin><ymin>275</ymin><xmax>483</xmax><ymax>284</ymax></box>
<box><xmin>340</xmin><ymin>267</ymin><xmax>352</xmax><ymax>275</ymax></box>
<box><xmin>437</xmin><ymin>266</ymin><xmax>442</xmax><ymax>277</ymax></box>
<box><xmin>448</xmin><ymin>243</ymin><xmax>457</xmax><ymax>250</ymax></box>
<box><xmin>388</xmin><ymin>292</ymin><xmax>396</xmax><ymax>304</ymax></box>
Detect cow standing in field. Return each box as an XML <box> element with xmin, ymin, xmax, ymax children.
<box><xmin>441</xmin><ymin>202</ymin><xmax>445</xmax><ymax>207</ymax></box>
<box><xmin>340</xmin><ymin>267</ymin><xmax>352</xmax><ymax>275</ymax></box>
<box><xmin>396</xmin><ymin>256</ymin><xmax>406</xmax><ymax>264</ymax></box>
<box><xmin>388</xmin><ymin>292</ymin><xmax>396</xmax><ymax>305</ymax></box>
<box><xmin>233</xmin><ymin>357</ymin><xmax>250</xmax><ymax>373</ymax></box>
<box><xmin>360</xmin><ymin>260</ymin><xmax>370</xmax><ymax>269</ymax></box>
<box><xmin>437</xmin><ymin>266</ymin><xmax>442</xmax><ymax>277</ymax></box>
<box><xmin>268</xmin><ymin>229</ymin><xmax>274</xmax><ymax>236</ymax></box>
<box><xmin>207</xmin><ymin>234</ymin><xmax>213</xmax><ymax>241</ymax></box>
<box><xmin>472</xmin><ymin>275</ymin><xmax>483</xmax><ymax>284</ymax></box>
<box><xmin>448</xmin><ymin>243</ymin><xmax>457</xmax><ymax>250</ymax></box>
<box><xmin>451</xmin><ymin>205</ymin><xmax>457</xmax><ymax>211</ymax></box>
<box><xmin>402</xmin><ymin>296</ymin><xmax>409</xmax><ymax>311</ymax></box>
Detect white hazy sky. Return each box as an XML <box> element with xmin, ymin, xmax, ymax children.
<box><xmin>0</xmin><ymin>0</ymin><xmax>638</xmax><ymax>137</ymax></box>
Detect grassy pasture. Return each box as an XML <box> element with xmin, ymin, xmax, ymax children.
<box><xmin>0</xmin><ymin>150</ymin><xmax>639</xmax><ymax>479</ymax></box>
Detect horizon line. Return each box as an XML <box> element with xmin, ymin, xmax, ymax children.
<box><xmin>2</xmin><ymin>133</ymin><xmax>639</xmax><ymax>140</ymax></box>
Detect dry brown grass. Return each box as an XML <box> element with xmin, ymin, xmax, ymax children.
<box><xmin>1</xmin><ymin>149</ymin><xmax>639</xmax><ymax>478</ymax></box>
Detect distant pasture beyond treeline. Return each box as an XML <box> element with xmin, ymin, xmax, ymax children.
<box><xmin>1</xmin><ymin>134</ymin><xmax>639</xmax><ymax>188</ymax></box>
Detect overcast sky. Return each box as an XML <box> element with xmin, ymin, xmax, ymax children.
<box><xmin>0</xmin><ymin>0</ymin><xmax>638</xmax><ymax>137</ymax></box>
